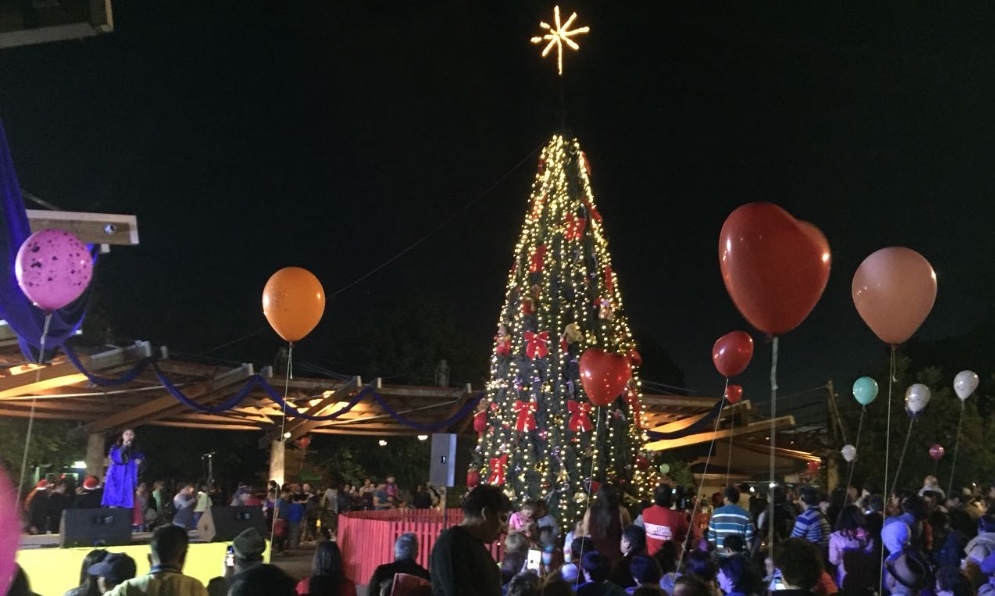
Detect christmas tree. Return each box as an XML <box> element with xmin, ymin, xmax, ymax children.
<box><xmin>470</xmin><ymin>134</ymin><xmax>650</xmax><ymax>525</ymax></box>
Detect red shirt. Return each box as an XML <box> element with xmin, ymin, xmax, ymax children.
<box><xmin>642</xmin><ymin>505</ymin><xmax>690</xmax><ymax>555</ymax></box>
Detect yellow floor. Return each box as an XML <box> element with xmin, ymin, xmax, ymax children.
<box><xmin>18</xmin><ymin>541</ymin><xmax>269</xmax><ymax>596</ymax></box>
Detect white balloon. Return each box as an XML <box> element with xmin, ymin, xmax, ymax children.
<box><xmin>905</xmin><ymin>383</ymin><xmax>932</xmax><ymax>414</ymax></box>
<box><xmin>841</xmin><ymin>444</ymin><xmax>857</xmax><ymax>463</ymax></box>
<box><xmin>954</xmin><ymin>370</ymin><xmax>979</xmax><ymax>401</ymax></box>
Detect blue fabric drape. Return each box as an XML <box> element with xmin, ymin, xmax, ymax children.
<box><xmin>0</xmin><ymin>121</ymin><xmax>91</xmax><ymax>363</ymax></box>
<box><xmin>644</xmin><ymin>398</ymin><xmax>725</xmax><ymax>441</ymax></box>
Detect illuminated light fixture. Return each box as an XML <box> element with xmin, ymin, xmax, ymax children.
<box><xmin>378</xmin><ymin>440</ymin><xmax>388</xmax><ymax>447</ymax></box>
<box><xmin>769</xmin><ymin>482</ymin><xmax>777</xmax><ymax>488</ymax></box>
<box><xmin>417</xmin><ymin>435</ymin><xmax>428</xmax><ymax>441</ymax></box>
<box><xmin>530</xmin><ymin>6</ymin><xmax>589</xmax><ymax>75</ymax></box>
<box><xmin>73</xmin><ymin>461</ymin><xmax>86</xmax><ymax>469</ymax></box>
<box><xmin>283</xmin><ymin>432</ymin><xmax>292</xmax><ymax>439</ymax></box>
<box><xmin>749</xmin><ymin>486</ymin><xmax>756</xmax><ymax>493</ymax></box>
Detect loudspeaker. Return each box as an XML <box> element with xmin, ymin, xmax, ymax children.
<box><xmin>60</xmin><ymin>508</ymin><xmax>133</xmax><ymax>548</ymax></box>
<box><xmin>430</xmin><ymin>433</ymin><xmax>457</xmax><ymax>487</ymax></box>
<box><xmin>428</xmin><ymin>434</ymin><xmax>475</xmax><ymax>488</ymax></box>
<box><xmin>197</xmin><ymin>506</ymin><xmax>267</xmax><ymax>542</ymax></box>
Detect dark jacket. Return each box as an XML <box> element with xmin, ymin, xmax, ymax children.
<box><xmin>369</xmin><ymin>559</ymin><xmax>430</xmax><ymax>596</ymax></box>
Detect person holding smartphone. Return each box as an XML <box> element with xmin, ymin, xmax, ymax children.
<box><xmin>206</xmin><ymin>528</ymin><xmax>268</xmax><ymax>596</ymax></box>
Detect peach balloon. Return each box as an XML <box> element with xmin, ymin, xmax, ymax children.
<box><xmin>262</xmin><ymin>267</ymin><xmax>326</xmax><ymax>343</ymax></box>
<box><xmin>852</xmin><ymin>247</ymin><xmax>936</xmax><ymax>345</ymax></box>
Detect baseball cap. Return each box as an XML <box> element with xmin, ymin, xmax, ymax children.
<box><xmin>88</xmin><ymin>553</ymin><xmax>137</xmax><ymax>585</ymax></box>
<box><xmin>232</xmin><ymin>527</ymin><xmax>266</xmax><ymax>559</ymax></box>
<box><xmin>83</xmin><ymin>476</ymin><xmax>99</xmax><ymax>490</ymax></box>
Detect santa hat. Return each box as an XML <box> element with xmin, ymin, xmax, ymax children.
<box><xmin>82</xmin><ymin>476</ymin><xmax>99</xmax><ymax>491</ymax></box>
<box><xmin>35</xmin><ymin>480</ymin><xmax>48</xmax><ymax>490</ymax></box>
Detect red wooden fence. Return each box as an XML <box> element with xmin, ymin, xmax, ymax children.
<box><xmin>337</xmin><ymin>509</ymin><xmax>503</xmax><ymax>586</ymax></box>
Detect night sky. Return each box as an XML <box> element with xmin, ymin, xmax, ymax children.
<box><xmin>2</xmin><ymin>2</ymin><xmax>995</xmax><ymax>419</ymax></box>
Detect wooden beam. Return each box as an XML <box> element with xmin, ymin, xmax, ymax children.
<box><xmin>731</xmin><ymin>439</ymin><xmax>821</xmax><ymax>463</ymax></box>
<box><xmin>26</xmin><ymin>209</ymin><xmax>138</xmax><ymax>246</ymax></box>
<box><xmin>442</xmin><ymin>384</ymin><xmax>474</xmax><ymax>433</ymax></box>
<box><xmin>644</xmin><ymin>415</ymin><xmax>796</xmax><ymax>451</ymax></box>
<box><xmin>0</xmin><ymin>407</ymin><xmax>99</xmax><ymax>420</ymax></box>
<box><xmin>259</xmin><ymin>377</ymin><xmax>362</xmax><ymax>447</ymax></box>
<box><xmin>70</xmin><ymin>363</ymin><xmax>254</xmax><ymax>438</ymax></box>
<box><xmin>641</xmin><ymin>394</ymin><xmax>720</xmax><ymax>409</ymax></box>
<box><xmin>149</xmin><ymin>421</ymin><xmax>264</xmax><ymax>431</ymax></box>
<box><xmin>310</xmin><ymin>428</ymin><xmax>431</xmax><ymax>437</ymax></box>
<box><xmin>648</xmin><ymin>401</ymin><xmax>752</xmax><ymax>434</ymax></box>
<box><xmin>0</xmin><ymin>342</ymin><xmax>152</xmax><ymax>398</ymax></box>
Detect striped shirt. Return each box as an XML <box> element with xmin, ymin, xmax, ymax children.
<box><xmin>707</xmin><ymin>504</ymin><xmax>754</xmax><ymax>548</ymax></box>
<box><xmin>791</xmin><ymin>505</ymin><xmax>831</xmax><ymax>548</ymax></box>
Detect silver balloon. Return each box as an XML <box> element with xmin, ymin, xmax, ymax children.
<box><xmin>905</xmin><ymin>383</ymin><xmax>932</xmax><ymax>414</ymax></box>
<box><xmin>954</xmin><ymin>370</ymin><xmax>979</xmax><ymax>401</ymax></box>
<box><xmin>841</xmin><ymin>444</ymin><xmax>857</xmax><ymax>463</ymax></box>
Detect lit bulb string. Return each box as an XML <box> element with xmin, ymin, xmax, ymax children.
<box><xmin>767</xmin><ymin>336</ymin><xmax>779</xmax><ymax>553</ymax></box>
<box><xmin>679</xmin><ymin>377</ymin><xmax>729</xmax><ymax>573</ymax></box>
<box><xmin>844</xmin><ymin>406</ymin><xmax>866</xmax><ymax>502</ymax></box>
<box><xmin>879</xmin><ymin>345</ymin><xmax>897</xmax><ymax>591</ymax></box>
<box><xmin>192</xmin><ymin>142</ymin><xmax>547</xmax><ymax>358</ymax></box>
<box><xmin>16</xmin><ymin>312</ymin><xmax>52</xmax><ymax>510</ymax></box>
<box><xmin>61</xmin><ymin>344</ymin><xmax>482</xmax><ymax>429</ymax></box>
<box><xmin>948</xmin><ymin>400</ymin><xmax>965</xmax><ymax>498</ymax></box>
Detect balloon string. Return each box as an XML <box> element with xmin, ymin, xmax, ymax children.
<box><xmin>768</xmin><ymin>336</ymin><xmax>779</xmax><ymax>552</ymax></box>
<box><xmin>726</xmin><ymin>401</ymin><xmax>735</xmax><ymax>488</ymax></box>
<box><xmin>947</xmin><ymin>401</ymin><xmax>964</xmax><ymax>498</ymax></box>
<box><xmin>575</xmin><ymin>405</ymin><xmax>603</xmax><ymax>575</ymax></box>
<box><xmin>845</xmin><ymin>406</ymin><xmax>866</xmax><ymax>501</ymax></box>
<box><xmin>891</xmin><ymin>418</ymin><xmax>916</xmax><ymax>496</ymax></box>
<box><xmin>679</xmin><ymin>377</ymin><xmax>729</xmax><ymax>572</ymax></box>
<box><xmin>16</xmin><ymin>313</ymin><xmax>51</xmax><ymax>512</ymax></box>
<box><xmin>880</xmin><ymin>345</ymin><xmax>896</xmax><ymax>591</ymax></box>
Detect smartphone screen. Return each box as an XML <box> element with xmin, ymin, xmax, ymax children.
<box><xmin>225</xmin><ymin>545</ymin><xmax>235</xmax><ymax>567</ymax></box>
<box><xmin>526</xmin><ymin>549</ymin><xmax>542</xmax><ymax>572</ymax></box>
<box><xmin>769</xmin><ymin>570</ymin><xmax>785</xmax><ymax>591</ymax></box>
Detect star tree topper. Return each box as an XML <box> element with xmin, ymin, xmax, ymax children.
<box><xmin>531</xmin><ymin>6</ymin><xmax>589</xmax><ymax>75</ymax></box>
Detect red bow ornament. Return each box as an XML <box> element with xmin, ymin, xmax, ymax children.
<box><xmin>495</xmin><ymin>333</ymin><xmax>511</xmax><ymax>357</ymax></box>
<box><xmin>525</xmin><ymin>330</ymin><xmax>550</xmax><ymax>359</ymax></box>
<box><xmin>529</xmin><ymin>245</ymin><xmax>547</xmax><ymax>273</ymax></box>
<box><xmin>568</xmin><ymin>401</ymin><xmax>594</xmax><ymax>432</ymax></box>
<box><xmin>625</xmin><ymin>388</ymin><xmax>644</xmax><ymax>429</ymax></box>
<box><xmin>605</xmin><ymin>266</ymin><xmax>615</xmax><ymax>294</ymax></box>
<box><xmin>564</xmin><ymin>214</ymin><xmax>587</xmax><ymax>241</ymax></box>
<box><xmin>488</xmin><ymin>454</ymin><xmax>508</xmax><ymax>485</ymax></box>
<box><xmin>514</xmin><ymin>400</ymin><xmax>538</xmax><ymax>432</ymax></box>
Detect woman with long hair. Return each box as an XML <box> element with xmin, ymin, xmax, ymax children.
<box><xmin>296</xmin><ymin>540</ymin><xmax>356</xmax><ymax>596</ymax></box>
<box><xmin>582</xmin><ymin>483</ymin><xmax>632</xmax><ymax>563</ymax></box>
<box><xmin>828</xmin><ymin>505</ymin><xmax>874</xmax><ymax>590</ymax></box>
<box><xmin>62</xmin><ymin>549</ymin><xmax>108</xmax><ymax>596</ymax></box>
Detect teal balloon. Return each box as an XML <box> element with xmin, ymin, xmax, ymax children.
<box><xmin>853</xmin><ymin>376</ymin><xmax>879</xmax><ymax>406</ymax></box>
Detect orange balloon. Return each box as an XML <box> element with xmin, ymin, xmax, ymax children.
<box><xmin>852</xmin><ymin>247</ymin><xmax>936</xmax><ymax>345</ymax></box>
<box><xmin>262</xmin><ymin>267</ymin><xmax>325</xmax><ymax>342</ymax></box>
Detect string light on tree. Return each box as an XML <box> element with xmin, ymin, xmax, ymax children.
<box><xmin>530</xmin><ymin>6</ymin><xmax>589</xmax><ymax>75</ymax></box>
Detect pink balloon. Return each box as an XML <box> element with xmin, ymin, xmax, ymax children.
<box><xmin>0</xmin><ymin>465</ymin><xmax>20</xmax><ymax>596</ymax></box>
<box><xmin>15</xmin><ymin>229</ymin><xmax>93</xmax><ymax>311</ymax></box>
<box><xmin>929</xmin><ymin>444</ymin><xmax>945</xmax><ymax>461</ymax></box>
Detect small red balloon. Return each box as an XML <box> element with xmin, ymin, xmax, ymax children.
<box><xmin>929</xmin><ymin>444</ymin><xmax>945</xmax><ymax>461</ymax></box>
<box><xmin>719</xmin><ymin>203</ymin><xmax>831</xmax><ymax>335</ymax></box>
<box><xmin>807</xmin><ymin>461</ymin><xmax>821</xmax><ymax>474</ymax></box>
<box><xmin>724</xmin><ymin>384</ymin><xmax>744</xmax><ymax>404</ymax></box>
<box><xmin>579</xmin><ymin>348</ymin><xmax>632</xmax><ymax>407</ymax></box>
<box><xmin>712</xmin><ymin>331</ymin><xmax>754</xmax><ymax>377</ymax></box>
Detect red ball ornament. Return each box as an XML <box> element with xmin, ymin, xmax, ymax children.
<box><xmin>635</xmin><ymin>456</ymin><xmax>650</xmax><ymax>470</ymax></box>
<box><xmin>806</xmin><ymin>461</ymin><xmax>821</xmax><ymax>474</ymax></box>
<box><xmin>467</xmin><ymin>468</ymin><xmax>480</xmax><ymax>488</ymax></box>
<box><xmin>473</xmin><ymin>411</ymin><xmax>487</xmax><ymax>434</ymax></box>
<box><xmin>490</xmin><ymin>402</ymin><xmax>500</xmax><ymax>412</ymax></box>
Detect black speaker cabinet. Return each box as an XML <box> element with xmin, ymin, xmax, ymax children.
<box><xmin>196</xmin><ymin>506</ymin><xmax>267</xmax><ymax>542</ymax></box>
<box><xmin>60</xmin><ymin>508</ymin><xmax>133</xmax><ymax>548</ymax></box>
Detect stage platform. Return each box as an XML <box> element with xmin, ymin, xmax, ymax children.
<box><xmin>17</xmin><ymin>532</ymin><xmax>269</xmax><ymax>596</ymax></box>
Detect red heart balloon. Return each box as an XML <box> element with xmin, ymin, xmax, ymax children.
<box><xmin>579</xmin><ymin>348</ymin><xmax>632</xmax><ymax>407</ymax></box>
<box><xmin>719</xmin><ymin>203</ymin><xmax>831</xmax><ymax>335</ymax></box>
<box><xmin>724</xmin><ymin>384</ymin><xmax>743</xmax><ymax>404</ymax></box>
<box><xmin>712</xmin><ymin>331</ymin><xmax>754</xmax><ymax>378</ymax></box>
